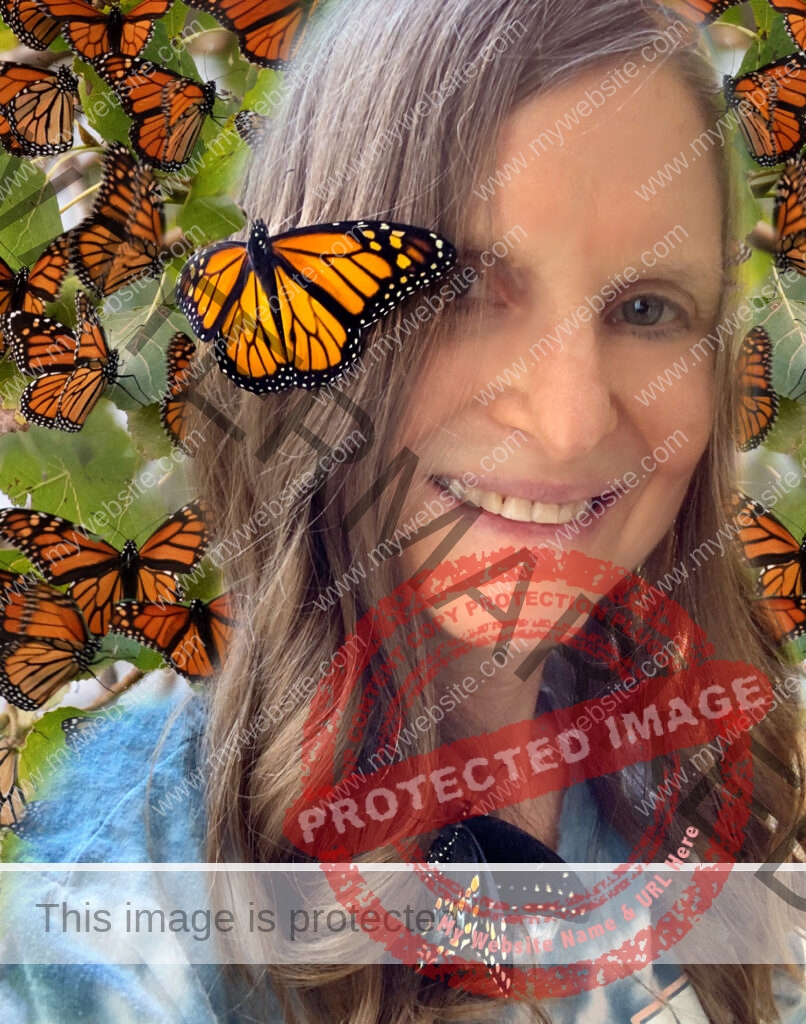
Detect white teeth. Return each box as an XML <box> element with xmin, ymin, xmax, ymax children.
<box><xmin>479</xmin><ymin>491</ymin><xmax>504</xmax><ymax>514</ymax></box>
<box><xmin>438</xmin><ymin>477</ymin><xmax>599</xmax><ymax>525</ymax></box>
<box><xmin>501</xmin><ymin>496</ymin><xmax>533</xmax><ymax>521</ymax></box>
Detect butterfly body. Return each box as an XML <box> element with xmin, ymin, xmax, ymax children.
<box><xmin>110</xmin><ymin>591</ymin><xmax>235</xmax><ymax>679</ymax></box>
<box><xmin>0</xmin><ymin>503</ymin><xmax>209</xmax><ymax>636</ymax></box>
<box><xmin>68</xmin><ymin>143</ymin><xmax>165</xmax><ymax>297</ymax></box>
<box><xmin>94</xmin><ymin>55</ymin><xmax>216</xmax><ymax>171</ymax></box>
<box><xmin>177</xmin><ymin>218</ymin><xmax>457</xmax><ymax>393</ymax></box>
<box><xmin>40</xmin><ymin>0</ymin><xmax>171</xmax><ymax>60</ymax></box>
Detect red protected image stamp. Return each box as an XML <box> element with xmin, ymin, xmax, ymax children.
<box><xmin>284</xmin><ymin>544</ymin><xmax>769</xmax><ymax>998</ymax></box>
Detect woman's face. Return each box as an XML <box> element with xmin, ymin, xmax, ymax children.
<box><xmin>396</xmin><ymin>63</ymin><xmax>724</xmax><ymax>652</ymax></box>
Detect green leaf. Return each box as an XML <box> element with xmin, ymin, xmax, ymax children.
<box><xmin>762</xmin><ymin>396</ymin><xmax>806</xmax><ymax>454</ymax></box>
<box><xmin>188</xmin><ymin>120</ymin><xmax>251</xmax><ymax>200</ymax></box>
<box><xmin>16</xmin><ymin>706</ymin><xmax>89</xmax><ymax>797</ymax></box>
<box><xmin>127</xmin><ymin>403</ymin><xmax>173</xmax><ymax>462</ymax></box>
<box><xmin>742</xmin><ymin>1</ymin><xmax>793</xmax><ymax>71</ymax></box>
<box><xmin>0</xmin><ymin>155</ymin><xmax>62</xmax><ymax>267</ymax></box>
<box><xmin>177</xmin><ymin>194</ymin><xmax>246</xmax><ymax>244</ymax></box>
<box><xmin>143</xmin><ymin>15</ymin><xmax>201</xmax><ymax>79</ymax></box>
<box><xmin>76</xmin><ymin>59</ymin><xmax>131</xmax><ymax>148</ymax></box>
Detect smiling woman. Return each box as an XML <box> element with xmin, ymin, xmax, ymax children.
<box><xmin>9</xmin><ymin>0</ymin><xmax>806</xmax><ymax>1023</ymax></box>
<box><xmin>190</xmin><ymin>0</ymin><xmax>806</xmax><ymax>1021</ymax></box>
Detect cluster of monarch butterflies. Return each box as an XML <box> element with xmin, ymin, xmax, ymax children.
<box><xmin>0</xmin><ymin>501</ymin><xmax>236</xmax><ymax>714</ymax></box>
<box><xmin>0</xmin><ymin>0</ymin><xmax>325</xmax><ymax>163</ymax></box>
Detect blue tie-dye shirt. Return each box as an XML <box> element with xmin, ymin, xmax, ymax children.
<box><xmin>2</xmin><ymin>688</ymin><xmax>804</xmax><ymax>1024</ymax></box>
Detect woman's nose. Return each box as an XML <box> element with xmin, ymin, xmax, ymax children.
<box><xmin>482</xmin><ymin>320</ymin><xmax>618</xmax><ymax>463</ymax></box>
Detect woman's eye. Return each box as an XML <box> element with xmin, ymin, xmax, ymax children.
<box><xmin>607</xmin><ymin>295</ymin><xmax>685</xmax><ymax>332</ymax></box>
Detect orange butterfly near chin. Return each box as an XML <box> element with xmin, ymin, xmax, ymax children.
<box><xmin>734</xmin><ymin>493</ymin><xmax>806</xmax><ymax>643</ymax></box>
<box><xmin>0</xmin><ymin>502</ymin><xmax>209</xmax><ymax>637</ymax></box>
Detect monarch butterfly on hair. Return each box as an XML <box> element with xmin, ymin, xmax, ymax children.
<box><xmin>735</xmin><ymin>327</ymin><xmax>778</xmax><ymax>451</ymax></box>
<box><xmin>774</xmin><ymin>154</ymin><xmax>806</xmax><ymax>275</ymax></box>
<box><xmin>1</xmin><ymin>0</ymin><xmax>64</xmax><ymax>49</ymax></box>
<box><xmin>0</xmin><ymin>581</ymin><xmax>100</xmax><ymax>711</ymax></box>
<box><xmin>0</xmin><ymin>63</ymin><xmax>78</xmax><ymax>156</ymax></box>
<box><xmin>0</xmin><ymin>501</ymin><xmax>209</xmax><ymax>636</ymax></box>
<box><xmin>185</xmin><ymin>0</ymin><xmax>322</xmax><ymax>68</ymax></box>
<box><xmin>93</xmin><ymin>55</ymin><xmax>217</xmax><ymax>172</ymax></box>
<box><xmin>724</xmin><ymin>53</ymin><xmax>806</xmax><ymax>167</ymax></box>
<box><xmin>33</xmin><ymin>0</ymin><xmax>170</xmax><ymax>60</ymax></box>
<box><xmin>68</xmin><ymin>142</ymin><xmax>165</xmax><ymax>296</ymax></box>
<box><xmin>176</xmin><ymin>218</ymin><xmax>458</xmax><ymax>393</ymax></box>
<box><xmin>160</xmin><ymin>332</ymin><xmax>196</xmax><ymax>447</ymax></box>
<box><xmin>110</xmin><ymin>592</ymin><xmax>236</xmax><ymax>680</ymax></box>
<box><xmin>3</xmin><ymin>290</ymin><xmax>121</xmax><ymax>432</ymax></box>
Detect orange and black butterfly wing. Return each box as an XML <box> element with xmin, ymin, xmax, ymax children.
<box><xmin>234</xmin><ymin>108</ymin><xmax>269</xmax><ymax>148</ymax></box>
<box><xmin>775</xmin><ymin>157</ymin><xmax>806</xmax><ymax>275</ymax></box>
<box><xmin>2</xmin><ymin>311</ymin><xmax>75</xmax><ymax>373</ymax></box>
<box><xmin>735</xmin><ymin>326</ymin><xmax>778</xmax><ymax>451</ymax></box>
<box><xmin>97</xmin><ymin>177</ymin><xmax>164</xmax><ymax>295</ymax></box>
<box><xmin>27</xmin><ymin>234</ymin><xmax>71</xmax><ymax>304</ymax></box>
<box><xmin>0</xmin><ymin>581</ymin><xmax>92</xmax><ymax>646</ymax></box>
<box><xmin>661</xmin><ymin>0</ymin><xmax>742</xmax><ymax>22</ymax></box>
<box><xmin>758</xmin><ymin>595</ymin><xmax>806</xmax><ymax>644</ymax></box>
<box><xmin>177</xmin><ymin>219</ymin><xmax>457</xmax><ymax>393</ymax></box>
<box><xmin>0</xmin><ymin>740</ymin><xmax>25</xmax><ymax>827</ymax></box>
<box><xmin>733</xmin><ymin>492</ymin><xmax>806</xmax><ymax>597</ymax></box>
<box><xmin>0</xmin><ymin>508</ymin><xmax>121</xmax><ymax>586</ymax></box>
<box><xmin>136</xmin><ymin>501</ymin><xmax>209</xmax><ymax>590</ymax></box>
<box><xmin>117</xmin><ymin>0</ymin><xmax>172</xmax><ymax>56</ymax></box>
<box><xmin>95</xmin><ymin>56</ymin><xmax>215</xmax><ymax>171</ymax></box>
<box><xmin>2</xmin><ymin>0</ymin><xmax>63</xmax><ymax>49</ymax></box>
<box><xmin>20</xmin><ymin>370</ymin><xmax>73</xmax><ymax>430</ymax></box>
<box><xmin>0</xmin><ymin>636</ymin><xmax>99</xmax><ymax>710</ymax></box>
<box><xmin>160</xmin><ymin>331</ymin><xmax>195</xmax><ymax>445</ymax></box>
<box><xmin>70</xmin><ymin>143</ymin><xmax>164</xmax><ymax>295</ymax></box>
<box><xmin>724</xmin><ymin>54</ymin><xmax>806</xmax><ymax>167</ymax></box>
<box><xmin>186</xmin><ymin>0</ymin><xmax>320</xmax><ymax>68</ymax></box>
<box><xmin>110</xmin><ymin>591</ymin><xmax>235</xmax><ymax>678</ymax></box>
<box><xmin>770</xmin><ymin>1</ymin><xmax>806</xmax><ymax>48</ymax></box>
<box><xmin>1</xmin><ymin>63</ymin><xmax>78</xmax><ymax>156</ymax></box>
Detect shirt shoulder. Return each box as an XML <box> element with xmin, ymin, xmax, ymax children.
<box><xmin>14</xmin><ymin>685</ymin><xmax>208</xmax><ymax>864</ymax></box>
